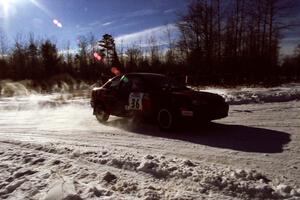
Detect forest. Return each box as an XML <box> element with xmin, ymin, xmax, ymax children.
<box><xmin>0</xmin><ymin>0</ymin><xmax>300</xmax><ymax>86</ymax></box>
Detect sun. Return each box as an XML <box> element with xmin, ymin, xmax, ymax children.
<box><xmin>0</xmin><ymin>0</ymin><xmax>10</xmax><ymax>6</ymax></box>
<box><xmin>0</xmin><ymin>0</ymin><xmax>13</xmax><ymax>18</ymax></box>
<box><xmin>0</xmin><ymin>0</ymin><xmax>50</xmax><ymax>19</ymax></box>
<box><xmin>0</xmin><ymin>0</ymin><xmax>18</xmax><ymax>18</ymax></box>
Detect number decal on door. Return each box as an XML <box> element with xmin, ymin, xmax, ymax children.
<box><xmin>128</xmin><ymin>93</ymin><xmax>143</xmax><ymax>110</ymax></box>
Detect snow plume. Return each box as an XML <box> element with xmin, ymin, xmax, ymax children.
<box><xmin>0</xmin><ymin>78</ymin><xmax>89</xmax><ymax>97</ymax></box>
<box><xmin>196</xmin><ymin>83</ymin><xmax>300</xmax><ymax>105</ymax></box>
<box><xmin>0</xmin><ymin>80</ymin><xmax>32</xmax><ymax>97</ymax></box>
<box><xmin>0</xmin><ymin>79</ymin><xmax>90</xmax><ymax>111</ymax></box>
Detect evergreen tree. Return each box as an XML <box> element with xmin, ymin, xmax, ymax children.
<box><xmin>98</xmin><ymin>34</ymin><xmax>122</xmax><ymax>73</ymax></box>
<box><xmin>27</xmin><ymin>34</ymin><xmax>41</xmax><ymax>79</ymax></box>
<box><xmin>41</xmin><ymin>40</ymin><xmax>60</xmax><ymax>78</ymax></box>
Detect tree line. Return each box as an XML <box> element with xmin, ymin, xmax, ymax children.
<box><xmin>175</xmin><ymin>0</ymin><xmax>300</xmax><ymax>84</ymax></box>
<box><xmin>0</xmin><ymin>0</ymin><xmax>299</xmax><ymax>85</ymax></box>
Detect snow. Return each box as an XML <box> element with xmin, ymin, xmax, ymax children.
<box><xmin>0</xmin><ymin>140</ymin><xmax>299</xmax><ymax>199</ymax></box>
<box><xmin>0</xmin><ymin>82</ymin><xmax>299</xmax><ymax>199</ymax></box>
<box><xmin>193</xmin><ymin>83</ymin><xmax>300</xmax><ymax>105</ymax></box>
<box><xmin>44</xmin><ymin>179</ymin><xmax>79</xmax><ymax>200</ymax></box>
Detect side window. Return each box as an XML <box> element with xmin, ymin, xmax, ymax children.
<box><xmin>130</xmin><ymin>77</ymin><xmax>145</xmax><ymax>92</ymax></box>
<box><xmin>103</xmin><ymin>76</ymin><xmax>121</xmax><ymax>90</ymax></box>
<box><xmin>119</xmin><ymin>76</ymin><xmax>145</xmax><ymax>93</ymax></box>
<box><xmin>110</xmin><ymin>77</ymin><xmax>121</xmax><ymax>90</ymax></box>
<box><xmin>119</xmin><ymin>76</ymin><xmax>131</xmax><ymax>94</ymax></box>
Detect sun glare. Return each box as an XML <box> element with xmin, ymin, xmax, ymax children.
<box><xmin>0</xmin><ymin>0</ymin><xmax>11</xmax><ymax>18</ymax></box>
<box><xmin>0</xmin><ymin>0</ymin><xmax>52</xmax><ymax>24</ymax></box>
<box><xmin>29</xmin><ymin>0</ymin><xmax>52</xmax><ymax>16</ymax></box>
<box><xmin>0</xmin><ymin>0</ymin><xmax>10</xmax><ymax>6</ymax></box>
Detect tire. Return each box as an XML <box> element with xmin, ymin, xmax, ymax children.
<box><xmin>157</xmin><ymin>108</ymin><xmax>174</xmax><ymax>131</ymax></box>
<box><xmin>94</xmin><ymin>105</ymin><xmax>109</xmax><ymax>123</ymax></box>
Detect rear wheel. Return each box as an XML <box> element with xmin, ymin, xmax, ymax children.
<box><xmin>157</xmin><ymin>108</ymin><xmax>174</xmax><ymax>131</ymax></box>
<box><xmin>94</xmin><ymin>105</ymin><xmax>109</xmax><ymax>123</ymax></box>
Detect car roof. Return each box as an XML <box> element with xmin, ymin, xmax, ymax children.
<box><xmin>124</xmin><ymin>73</ymin><xmax>167</xmax><ymax>79</ymax></box>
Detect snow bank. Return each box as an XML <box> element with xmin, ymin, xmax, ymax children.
<box><xmin>194</xmin><ymin>83</ymin><xmax>300</xmax><ymax>105</ymax></box>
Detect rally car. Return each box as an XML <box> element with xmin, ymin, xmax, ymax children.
<box><xmin>91</xmin><ymin>73</ymin><xmax>229</xmax><ymax>130</ymax></box>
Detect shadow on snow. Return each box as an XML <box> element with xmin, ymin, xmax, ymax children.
<box><xmin>104</xmin><ymin>118</ymin><xmax>290</xmax><ymax>154</ymax></box>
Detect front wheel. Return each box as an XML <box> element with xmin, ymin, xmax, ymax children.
<box><xmin>94</xmin><ymin>105</ymin><xmax>109</xmax><ymax>123</ymax></box>
<box><xmin>157</xmin><ymin>108</ymin><xmax>175</xmax><ymax>131</ymax></box>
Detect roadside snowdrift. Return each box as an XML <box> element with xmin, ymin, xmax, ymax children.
<box><xmin>194</xmin><ymin>83</ymin><xmax>300</xmax><ymax>105</ymax></box>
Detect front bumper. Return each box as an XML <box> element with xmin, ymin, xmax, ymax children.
<box><xmin>180</xmin><ymin>102</ymin><xmax>229</xmax><ymax>121</ymax></box>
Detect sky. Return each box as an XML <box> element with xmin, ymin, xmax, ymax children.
<box><xmin>0</xmin><ymin>0</ymin><xmax>299</xmax><ymax>55</ymax></box>
<box><xmin>0</xmin><ymin>0</ymin><xmax>187</xmax><ymax>51</ymax></box>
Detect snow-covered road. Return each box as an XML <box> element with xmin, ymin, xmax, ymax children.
<box><xmin>0</xmin><ymin>86</ymin><xmax>299</xmax><ymax>199</ymax></box>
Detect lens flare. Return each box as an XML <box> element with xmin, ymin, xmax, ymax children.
<box><xmin>111</xmin><ymin>67</ymin><xmax>121</xmax><ymax>76</ymax></box>
<box><xmin>93</xmin><ymin>52</ymin><xmax>102</xmax><ymax>61</ymax></box>
<box><xmin>53</xmin><ymin>19</ymin><xmax>63</xmax><ymax>28</ymax></box>
<box><xmin>57</xmin><ymin>22</ymin><xmax>63</xmax><ymax>28</ymax></box>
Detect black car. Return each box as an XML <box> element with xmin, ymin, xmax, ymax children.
<box><xmin>91</xmin><ymin>73</ymin><xmax>229</xmax><ymax>130</ymax></box>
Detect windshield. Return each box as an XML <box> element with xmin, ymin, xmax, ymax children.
<box><xmin>147</xmin><ymin>75</ymin><xmax>187</xmax><ymax>91</ymax></box>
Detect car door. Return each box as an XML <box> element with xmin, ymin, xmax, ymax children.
<box><xmin>102</xmin><ymin>76</ymin><xmax>122</xmax><ymax>115</ymax></box>
<box><xmin>118</xmin><ymin>75</ymin><xmax>133</xmax><ymax>115</ymax></box>
<box><xmin>118</xmin><ymin>75</ymin><xmax>146</xmax><ymax>115</ymax></box>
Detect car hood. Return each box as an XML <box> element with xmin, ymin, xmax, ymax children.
<box><xmin>171</xmin><ymin>89</ymin><xmax>225</xmax><ymax>103</ymax></box>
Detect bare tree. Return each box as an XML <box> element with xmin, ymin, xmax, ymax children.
<box><xmin>164</xmin><ymin>24</ymin><xmax>176</xmax><ymax>64</ymax></box>
<box><xmin>147</xmin><ymin>35</ymin><xmax>160</xmax><ymax>65</ymax></box>
<box><xmin>177</xmin><ymin>0</ymin><xmax>221</xmax><ymax>74</ymax></box>
<box><xmin>65</xmin><ymin>41</ymin><xmax>73</xmax><ymax>66</ymax></box>
<box><xmin>117</xmin><ymin>39</ymin><xmax>125</xmax><ymax>68</ymax></box>
<box><xmin>87</xmin><ymin>33</ymin><xmax>97</xmax><ymax>65</ymax></box>
<box><xmin>125</xmin><ymin>44</ymin><xmax>143</xmax><ymax>72</ymax></box>
<box><xmin>0</xmin><ymin>29</ymin><xmax>8</xmax><ymax>59</ymax></box>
